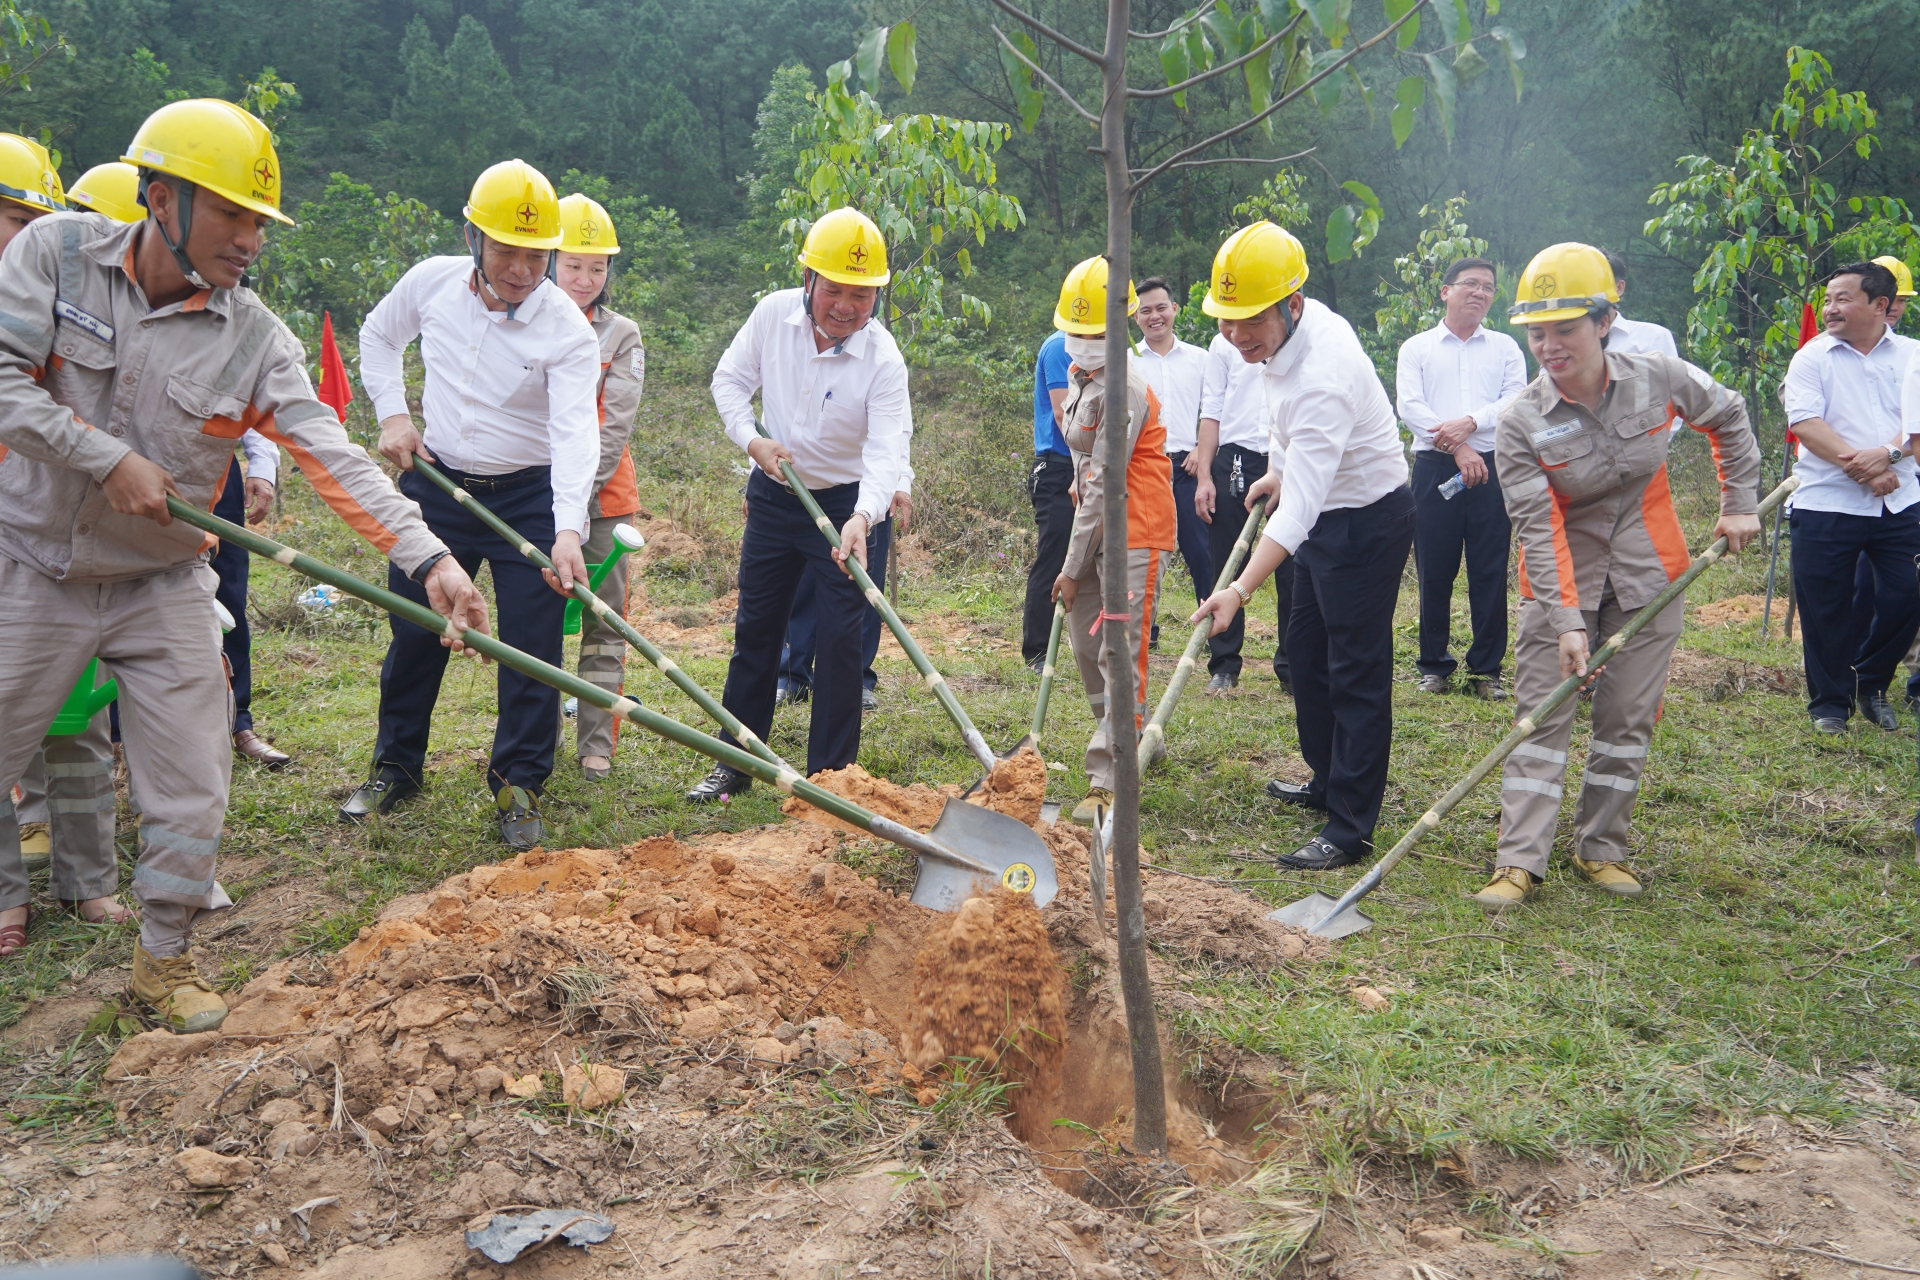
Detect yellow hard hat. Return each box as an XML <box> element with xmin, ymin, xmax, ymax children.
<box><xmin>122</xmin><ymin>99</ymin><xmax>292</xmax><ymax>224</ymax></box>
<box><xmin>557</xmin><ymin>193</ymin><xmax>619</xmax><ymax>254</ymax></box>
<box><xmin>799</xmin><ymin>207</ymin><xmax>890</xmax><ymax>286</ymax></box>
<box><xmin>1873</xmin><ymin>255</ymin><xmax>1915</xmax><ymax>297</ymax></box>
<box><xmin>68</xmin><ymin>162</ymin><xmax>144</xmax><ymax>223</ymax></box>
<box><xmin>1052</xmin><ymin>256</ymin><xmax>1138</xmax><ymax>335</ymax></box>
<box><xmin>463</xmin><ymin>159</ymin><xmax>562</xmax><ymax>250</ymax></box>
<box><xmin>0</xmin><ymin>133</ymin><xmax>63</xmax><ymax>214</ymax></box>
<box><xmin>1508</xmin><ymin>243</ymin><xmax>1619</xmax><ymax>324</ymax></box>
<box><xmin>1202</xmin><ymin>222</ymin><xmax>1309</xmax><ymax>320</ymax></box>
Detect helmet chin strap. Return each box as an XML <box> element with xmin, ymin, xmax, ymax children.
<box><xmin>802</xmin><ymin>268</ymin><xmax>867</xmax><ymax>355</ymax></box>
<box><xmin>468</xmin><ymin>223</ymin><xmax>549</xmax><ymax>320</ymax></box>
<box><xmin>139</xmin><ymin>174</ymin><xmax>213</xmax><ymax>291</ymax></box>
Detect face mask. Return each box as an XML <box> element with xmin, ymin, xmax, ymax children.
<box><xmin>1063</xmin><ymin>334</ymin><xmax>1106</xmax><ymax>370</ymax></box>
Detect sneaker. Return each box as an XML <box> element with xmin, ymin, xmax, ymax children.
<box><xmin>1572</xmin><ymin>856</ymin><xmax>1643</xmax><ymax>898</ymax></box>
<box><xmin>1471</xmin><ymin>866</ymin><xmax>1538</xmax><ymax>914</ymax></box>
<box><xmin>338</xmin><ymin>767</ymin><xmax>420</xmax><ymax>823</ymax></box>
<box><xmin>1417</xmin><ymin>673</ymin><xmax>1451</xmax><ymax>695</ymax></box>
<box><xmin>130</xmin><ymin>944</ymin><xmax>228</xmax><ymax>1033</ymax></box>
<box><xmin>1071</xmin><ymin>788</ymin><xmax>1114</xmax><ymax>823</ymax></box>
<box><xmin>1204</xmin><ymin>673</ymin><xmax>1237</xmax><ymax>694</ymax></box>
<box><xmin>1470</xmin><ymin>675</ymin><xmax>1509</xmax><ymax>701</ymax></box>
<box><xmin>18</xmin><ymin>821</ymin><xmax>49</xmax><ymax>874</ymax></box>
<box><xmin>495</xmin><ymin>785</ymin><xmax>544</xmax><ymax>851</ymax></box>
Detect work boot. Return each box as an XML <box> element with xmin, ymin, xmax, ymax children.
<box><xmin>1071</xmin><ymin>788</ymin><xmax>1113</xmax><ymax>823</ymax></box>
<box><xmin>338</xmin><ymin>767</ymin><xmax>420</xmax><ymax>823</ymax></box>
<box><xmin>1571</xmin><ymin>856</ymin><xmax>1643</xmax><ymax>898</ymax></box>
<box><xmin>1417</xmin><ymin>673</ymin><xmax>1451</xmax><ymax>694</ymax></box>
<box><xmin>1471</xmin><ymin>866</ymin><xmax>1538</xmax><ymax>914</ymax></box>
<box><xmin>131</xmin><ymin>944</ymin><xmax>228</xmax><ymax>1033</ymax></box>
<box><xmin>495</xmin><ymin>786</ymin><xmax>543</xmax><ymax>851</ymax></box>
<box><xmin>687</xmin><ymin>764</ymin><xmax>751</xmax><ymax>804</ymax></box>
<box><xmin>18</xmin><ymin>822</ymin><xmax>50</xmax><ymax>874</ymax></box>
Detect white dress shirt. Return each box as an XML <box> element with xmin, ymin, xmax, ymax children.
<box><xmin>711</xmin><ymin>289</ymin><xmax>912</xmax><ymax>525</ymax></box>
<box><xmin>1606</xmin><ymin>312</ymin><xmax>1680</xmax><ymax>359</ymax></box>
<box><xmin>1200</xmin><ymin>333</ymin><xmax>1272</xmax><ymax>450</ymax></box>
<box><xmin>1782</xmin><ymin>326</ymin><xmax>1920</xmax><ymax>515</ymax></box>
<box><xmin>1133</xmin><ymin>336</ymin><xmax>1208</xmax><ymax>454</ymax></box>
<box><xmin>239</xmin><ymin>428</ymin><xmax>278</xmax><ymax>487</ymax></box>
<box><xmin>360</xmin><ymin>256</ymin><xmax>602</xmax><ymax>536</ymax></box>
<box><xmin>1395</xmin><ymin>320</ymin><xmax>1527</xmax><ymax>452</ymax></box>
<box><xmin>1260</xmin><ymin>299</ymin><xmax>1410</xmax><ymax>554</ymax></box>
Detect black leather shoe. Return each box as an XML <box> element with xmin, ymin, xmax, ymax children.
<box><xmin>1264</xmin><ymin>778</ymin><xmax>1326</xmax><ymax>810</ymax></box>
<box><xmin>338</xmin><ymin>768</ymin><xmax>419</xmax><ymax>823</ymax></box>
<box><xmin>861</xmin><ymin>688</ymin><xmax>878</xmax><ymax>712</ymax></box>
<box><xmin>687</xmin><ymin>764</ymin><xmax>752</xmax><ymax>804</ymax></box>
<box><xmin>775</xmin><ymin>680</ymin><xmax>810</xmax><ymax>706</ymax></box>
<box><xmin>495</xmin><ymin>785</ymin><xmax>543</xmax><ymax>851</ymax></box>
<box><xmin>1204</xmin><ymin>673</ymin><xmax>1238</xmax><ymax>694</ymax></box>
<box><xmin>1811</xmin><ymin>715</ymin><xmax>1847</xmax><ymax>736</ymax></box>
<box><xmin>1276</xmin><ymin>835</ymin><xmax>1361</xmax><ymax>871</ymax></box>
<box><xmin>1861</xmin><ymin>690</ymin><xmax>1900</xmax><ymax>731</ymax></box>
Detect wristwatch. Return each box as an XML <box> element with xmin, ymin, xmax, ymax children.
<box><xmin>1888</xmin><ymin>445</ymin><xmax>1905</xmax><ymax>467</ymax></box>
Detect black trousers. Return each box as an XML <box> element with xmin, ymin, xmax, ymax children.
<box><xmin>1848</xmin><ymin>543</ymin><xmax>1920</xmax><ymax>703</ymax></box>
<box><xmin>781</xmin><ymin>517</ymin><xmax>889</xmax><ymax>692</ymax></box>
<box><xmin>373</xmin><ymin>465</ymin><xmax>565</xmax><ymax>795</ymax></box>
<box><xmin>1290</xmin><ymin>485</ymin><xmax>1414</xmax><ymax>855</ymax></box>
<box><xmin>1207</xmin><ymin>443</ymin><xmax>1290</xmax><ymax>683</ymax></box>
<box><xmin>1167</xmin><ymin>450</ymin><xmax>1213</xmax><ymax>604</ymax></box>
<box><xmin>722</xmin><ymin>469</ymin><xmax>866</xmax><ymax>775</ymax></box>
<box><xmin>1790</xmin><ymin>505</ymin><xmax>1920</xmax><ymax>720</ymax></box>
<box><xmin>1411</xmin><ymin>448</ymin><xmax>1510</xmax><ymax>679</ymax></box>
<box><xmin>1022</xmin><ymin>451</ymin><xmax>1075</xmax><ymax>663</ymax></box>
<box><xmin>210</xmin><ymin>456</ymin><xmax>254</xmax><ymax>733</ymax></box>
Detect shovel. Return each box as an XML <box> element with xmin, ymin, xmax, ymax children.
<box><xmin>1268</xmin><ymin>474</ymin><xmax>1801</xmax><ymax>939</ymax></box>
<box><xmin>962</xmin><ymin>601</ymin><xmax>1066</xmax><ymax>798</ymax></box>
<box><xmin>408</xmin><ymin>455</ymin><xmax>792</xmax><ymax>773</ymax></box>
<box><xmin>752</xmin><ymin>418</ymin><xmax>998</xmax><ymax>775</ymax></box>
<box><xmin>169</xmin><ymin>497</ymin><xmax>1056</xmax><ymax>913</ymax></box>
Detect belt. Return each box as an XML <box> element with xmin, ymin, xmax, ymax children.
<box><xmin>439</xmin><ymin>464</ymin><xmax>550</xmax><ymax>494</ymax></box>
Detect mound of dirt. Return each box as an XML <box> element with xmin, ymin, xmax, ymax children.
<box><xmin>1691</xmin><ymin>592</ymin><xmax>1799</xmax><ymax>638</ymax></box>
<box><xmin>782</xmin><ymin>748</ymin><xmax>1050</xmax><ymax>832</ymax></box>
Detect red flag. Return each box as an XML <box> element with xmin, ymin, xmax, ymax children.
<box><xmin>316</xmin><ymin>310</ymin><xmax>352</xmax><ymax>423</ymax></box>
<box><xmin>1786</xmin><ymin>301</ymin><xmax>1819</xmax><ymax>445</ymax></box>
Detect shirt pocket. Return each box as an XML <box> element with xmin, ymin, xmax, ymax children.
<box><xmin>1609</xmin><ymin>406</ymin><xmax>1671</xmax><ymax>477</ymax></box>
<box><xmin>44</xmin><ymin>330</ymin><xmax>116</xmax><ymax>428</ymax></box>
<box><xmin>164</xmin><ymin>374</ymin><xmax>255</xmax><ymax>492</ymax></box>
<box><xmin>1531</xmin><ymin>423</ymin><xmax>1603</xmax><ymax>497</ymax></box>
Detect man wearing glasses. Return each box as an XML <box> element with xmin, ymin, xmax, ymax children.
<box><xmin>1395</xmin><ymin>257</ymin><xmax>1527</xmax><ymax>699</ymax></box>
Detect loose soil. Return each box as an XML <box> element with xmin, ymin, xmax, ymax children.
<box><xmin>1691</xmin><ymin>592</ymin><xmax>1801</xmax><ymax>639</ymax></box>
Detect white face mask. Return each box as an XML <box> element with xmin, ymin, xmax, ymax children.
<box><xmin>1063</xmin><ymin>334</ymin><xmax>1106</xmax><ymax>370</ymax></box>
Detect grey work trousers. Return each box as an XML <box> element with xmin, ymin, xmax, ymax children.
<box><xmin>569</xmin><ymin>515</ymin><xmax>634</xmax><ymax>762</ymax></box>
<box><xmin>0</xmin><ymin>557</ymin><xmax>231</xmax><ymax>955</ymax></box>
<box><xmin>1065</xmin><ymin>546</ymin><xmax>1160</xmax><ymax>792</ymax></box>
<box><xmin>1495</xmin><ymin>593</ymin><xmax>1684</xmax><ymax>878</ymax></box>
<box><xmin>11</xmin><ymin>719</ymin><xmax>119</xmax><ymax>901</ymax></box>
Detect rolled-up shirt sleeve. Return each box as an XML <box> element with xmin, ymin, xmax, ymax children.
<box><xmin>545</xmin><ymin>325</ymin><xmax>602</xmax><ymax>537</ymax></box>
<box><xmin>1264</xmin><ymin>383</ymin><xmax>1357</xmax><ymax>554</ymax></box>
<box><xmin>857</xmin><ymin>362</ymin><xmax>911</xmax><ymax>524</ymax></box>
<box><xmin>1198</xmin><ymin>346</ymin><xmax>1228</xmax><ymax>422</ymax></box>
<box><xmin>359</xmin><ymin>263</ymin><xmax>427</xmax><ymax>424</ymax></box>
<box><xmin>712</xmin><ymin>298</ymin><xmax>771</xmax><ymax>454</ymax></box>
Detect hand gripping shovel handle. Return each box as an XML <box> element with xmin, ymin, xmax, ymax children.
<box><xmin>406</xmin><ymin>455</ymin><xmax>792</xmax><ymax>774</ymax></box>
<box><xmin>163</xmin><ymin>497</ymin><xmax>998</xmax><ymax>881</ymax></box>
<box><xmin>751</xmin><ymin>419</ymin><xmax>997</xmax><ymax>774</ymax></box>
<box><xmin>1299</xmin><ymin>474</ymin><xmax>1801</xmax><ymax>934</ymax></box>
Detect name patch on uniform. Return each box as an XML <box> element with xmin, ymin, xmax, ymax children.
<box><xmin>55</xmin><ymin>300</ymin><xmax>114</xmax><ymax>345</ymax></box>
<box><xmin>1529</xmin><ymin>421</ymin><xmax>1585</xmax><ymax>448</ymax></box>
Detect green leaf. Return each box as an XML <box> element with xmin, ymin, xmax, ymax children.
<box><xmin>886</xmin><ymin>22</ymin><xmax>917</xmax><ymax>94</ymax></box>
<box><xmin>1308</xmin><ymin>46</ymin><xmax>1347</xmax><ymax>114</ymax></box>
<box><xmin>1245</xmin><ymin>44</ymin><xmax>1274</xmax><ymax>135</ymax></box>
<box><xmin>1423</xmin><ymin>52</ymin><xmax>1457</xmax><ymax>142</ymax></box>
<box><xmin>1186</xmin><ymin>22</ymin><xmax>1214</xmax><ymax>72</ymax></box>
<box><xmin>1489</xmin><ymin>26</ymin><xmax>1525</xmax><ymax>101</ymax></box>
<box><xmin>1201</xmin><ymin>0</ymin><xmax>1250</xmax><ymax>58</ymax></box>
<box><xmin>1386</xmin><ymin>0</ymin><xmax>1420</xmax><ymax>49</ymax></box>
<box><xmin>856</xmin><ymin>26</ymin><xmax>888</xmax><ymax>89</ymax></box>
<box><xmin>1326</xmin><ymin>204</ymin><xmax>1357</xmax><ymax>261</ymax></box>
<box><xmin>1254</xmin><ymin>0</ymin><xmax>1290</xmax><ymax>31</ymax></box>
<box><xmin>1453</xmin><ymin>40</ymin><xmax>1488</xmax><ymax>84</ymax></box>
<box><xmin>1449</xmin><ymin>0</ymin><xmax>1472</xmax><ymax>43</ymax></box>
<box><xmin>1000</xmin><ymin>31</ymin><xmax>1044</xmax><ymax>132</ymax></box>
<box><xmin>1160</xmin><ymin>28</ymin><xmax>1191</xmax><ymax>108</ymax></box>
<box><xmin>1299</xmin><ymin>0</ymin><xmax>1350</xmax><ymax>46</ymax></box>
<box><xmin>1390</xmin><ymin>74</ymin><xmax>1423</xmax><ymax>148</ymax></box>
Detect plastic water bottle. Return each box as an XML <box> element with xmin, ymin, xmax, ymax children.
<box><xmin>564</xmin><ymin>697</ymin><xmax>578</xmax><ymax>718</ymax></box>
<box><xmin>1437</xmin><ymin>473</ymin><xmax>1467</xmax><ymax>501</ymax></box>
<box><xmin>297</xmin><ymin>584</ymin><xmax>341</xmax><ymax>614</ymax></box>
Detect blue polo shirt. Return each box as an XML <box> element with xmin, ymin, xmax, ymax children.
<box><xmin>1032</xmin><ymin>330</ymin><xmax>1071</xmax><ymax>456</ymax></box>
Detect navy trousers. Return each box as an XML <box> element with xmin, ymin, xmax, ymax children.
<box><xmin>1166</xmin><ymin>450</ymin><xmax>1214</xmax><ymax>604</ymax></box>
<box><xmin>210</xmin><ymin>456</ymin><xmax>254</xmax><ymax>733</ymax></box>
<box><xmin>1848</xmin><ymin>544</ymin><xmax>1920</xmax><ymax>704</ymax></box>
<box><xmin>1411</xmin><ymin>448</ymin><xmax>1510</xmax><ymax>679</ymax></box>
<box><xmin>1208</xmin><ymin>443</ymin><xmax>1291</xmax><ymax>683</ymax></box>
<box><xmin>1289</xmin><ymin>485</ymin><xmax>1415</xmax><ymax>856</ymax></box>
<box><xmin>373</xmin><ymin>465</ymin><xmax>565</xmax><ymax>795</ymax></box>
<box><xmin>1023</xmin><ymin>451</ymin><xmax>1076</xmax><ymax>663</ymax></box>
<box><xmin>722</xmin><ymin>469</ymin><xmax>866</xmax><ymax>776</ymax></box>
<box><xmin>781</xmin><ymin>516</ymin><xmax>890</xmax><ymax>693</ymax></box>
<box><xmin>1790</xmin><ymin>505</ymin><xmax>1920</xmax><ymax>721</ymax></box>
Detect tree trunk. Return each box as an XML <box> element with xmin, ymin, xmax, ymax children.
<box><xmin>1099</xmin><ymin>0</ymin><xmax>1169</xmax><ymax>1158</ymax></box>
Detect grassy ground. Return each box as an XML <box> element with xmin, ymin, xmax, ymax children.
<box><xmin>3</xmin><ymin>374</ymin><xmax>1915</xmax><ymax>1183</ymax></box>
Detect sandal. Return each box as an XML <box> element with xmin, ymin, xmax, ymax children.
<box><xmin>0</xmin><ymin>911</ymin><xmax>27</xmax><ymax>957</ymax></box>
<box><xmin>61</xmin><ymin>897</ymin><xmax>137</xmax><ymax>927</ymax></box>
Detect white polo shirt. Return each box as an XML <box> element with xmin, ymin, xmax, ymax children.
<box><xmin>1394</xmin><ymin>320</ymin><xmax>1527</xmax><ymax>453</ymax></box>
<box><xmin>1260</xmin><ymin>299</ymin><xmax>1410</xmax><ymax>553</ymax></box>
<box><xmin>1606</xmin><ymin>312</ymin><xmax>1680</xmax><ymax>360</ymax></box>
<box><xmin>1782</xmin><ymin>326</ymin><xmax>1920</xmax><ymax>515</ymax></box>
<box><xmin>710</xmin><ymin>289</ymin><xmax>912</xmax><ymax>525</ymax></box>
<box><xmin>361</xmin><ymin>256</ymin><xmax>603</xmax><ymax>535</ymax></box>
<box><xmin>1200</xmin><ymin>333</ymin><xmax>1271</xmax><ymax>451</ymax></box>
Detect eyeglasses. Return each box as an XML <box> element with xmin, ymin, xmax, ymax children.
<box><xmin>1448</xmin><ymin>280</ymin><xmax>1497</xmax><ymax>296</ymax></box>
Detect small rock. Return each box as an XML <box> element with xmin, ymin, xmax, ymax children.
<box><xmin>709</xmin><ymin>852</ymin><xmax>735</xmax><ymax>876</ymax></box>
<box><xmin>1307</xmin><ymin>1250</ymin><xmax>1334</xmax><ymax>1265</ymax></box>
<box><xmin>1409</xmin><ymin>1225</ymin><xmax>1466</xmax><ymax>1249</ymax></box>
<box><xmin>104</xmin><ymin>1029</ymin><xmax>222</xmax><ymax>1081</ymax></box>
<box><xmin>470</xmin><ymin>1065</ymin><xmax>506</xmax><ymax>1097</ymax></box>
<box><xmin>1084</xmin><ymin>1266</ymin><xmax>1124</xmax><ymax>1280</ymax></box>
<box><xmin>688</xmin><ymin>903</ymin><xmax>721</xmax><ymax>935</ymax></box>
<box><xmin>391</xmin><ymin>989</ymin><xmax>457</xmax><ymax>1031</ymax></box>
<box><xmin>560</xmin><ymin>1063</ymin><xmax>625</xmax><ymax>1109</ymax></box>
<box><xmin>362</xmin><ymin>1106</ymin><xmax>404</xmax><ymax>1136</ymax></box>
<box><xmin>502</xmin><ymin>1072</ymin><xmax>544</xmax><ymax>1099</ymax></box>
<box><xmin>172</xmin><ymin>1147</ymin><xmax>255</xmax><ymax>1188</ymax></box>
<box><xmin>746</xmin><ymin>1037</ymin><xmax>794</xmax><ymax>1065</ymax></box>
<box><xmin>1351</xmin><ymin>985</ymin><xmax>1390</xmax><ymax>1012</ymax></box>
<box><xmin>265</xmin><ymin>1121</ymin><xmax>320</xmax><ymax>1160</ymax></box>
<box><xmin>678</xmin><ymin>1004</ymin><xmax>741</xmax><ymax>1040</ymax></box>
<box><xmin>771</xmin><ymin>1020</ymin><xmax>800</xmax><ymax>1044</ymax></box>
<box><xmin>576</xmin><ymin>890</ymin><xmax>611</xmax><ymax>917</ymax></box>
<box><xmin>1128</xmin><ymin>1235</ymin><xmax>1148</xmax><ymax>1250</ymax></box>
<box><xmin>256</xmin><ymin>1097</ymin><xmax>306</xmax><ymax>1126</ymax></box>
<box><xmin>259</xmin><ymin>1241</ymin><xmax>291</xmax><ymax>1267</ymax></box>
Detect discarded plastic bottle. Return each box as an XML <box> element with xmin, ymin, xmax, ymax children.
<box><xmin>297</xmin><ymin>584</ymin><xmax>341</xmax><ymax>613</ymax></box>
<box><xmin>1437</xmin><ymin>473</ymin><xmax>1467</xmax><ymax>501</ymax></box>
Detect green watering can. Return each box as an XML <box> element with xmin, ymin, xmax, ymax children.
<box><xmin>46</xmin><ymin>600</ymin><xmax>235</xmax><ymax>735</ymax></box>
<box><xmin>562</xmin><ymin>523</ymin><xmax>645</xmax><ymax>635</ymax></box>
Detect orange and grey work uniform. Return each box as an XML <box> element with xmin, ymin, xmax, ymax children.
<box><xmin>1059</xmin><ymin>363</ymin><xmax>1178</xmax><ymax>791</ymax></box>
<box><xmin>0</xmin><ymin>213</ymin><xmax>449</xmax><ymax>955</ymax></box>
<box><xmin>571</xmin><ymin>303</ymin><xmax>646</xmax><ymax>762</ymax></box>
<box><xmin>1494</xmin><ymin>351</ymin><xmax>1761</xmax><ymax>877</ymax></box>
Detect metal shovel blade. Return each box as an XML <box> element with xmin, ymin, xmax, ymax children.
<box><xmin>1266</xmin><ymin>892</ymin><xmax>1374</xmax><ymax>939</ymax></box>
<box><xmin>910</xmin><ymin>799</ymin><xmax>1059</xmax><ymax>914</ymax></box>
